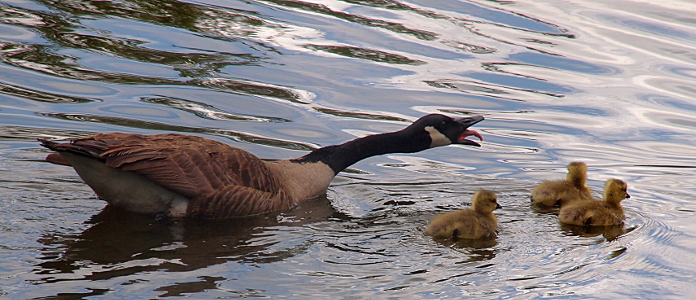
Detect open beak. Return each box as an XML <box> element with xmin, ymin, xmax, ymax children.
<box><xmin>454</xmin><ymin>115</ymin><xmax>484</xmax><ymax>146</ymax></box>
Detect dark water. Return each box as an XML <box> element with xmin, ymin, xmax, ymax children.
<box><xmin>1</xmin><ymin>0</ymin><xmax>696</xmax><ymax>298</ymax></box>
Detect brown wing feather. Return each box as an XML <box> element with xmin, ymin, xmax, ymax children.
<box><xmin>188</xmin><ymin>185</ymin><xmax>292</xmax><ymax>218</ymax></box>
<box><xmin>51</xmin><ymin>133</ymin><xmax>284</xmax><ymax>202</ymax></box>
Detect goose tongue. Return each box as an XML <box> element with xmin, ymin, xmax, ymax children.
<box><xmin>457</xmin><ymin>129</ymin><xmax>483</xmax><ymax>146</ymax></box>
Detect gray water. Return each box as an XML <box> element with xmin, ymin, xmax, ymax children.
<box><xmin>1</xmin><ymin>0</ymin><xmax>696</xmax><ymax>298</ymax></box>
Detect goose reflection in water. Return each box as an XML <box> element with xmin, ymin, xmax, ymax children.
<box><xmin>34</xmin><ymin>194</ymin><xmax>338</xmax><ymax>291</ymax></box>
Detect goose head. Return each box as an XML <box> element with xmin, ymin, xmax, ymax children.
<box><xmin>404</xmin><ymin>114</ymin><xmax>484</xmax><ymax>148</ymax></box>
<box><xmin>566</xmin><ymin>161</ymin><xmax>588</xmax><ymax>187</ymax></box>
<box><xmin>604</xmin><ymin>179</ymin><xmax>630</xmax><ymax>204</ymax></box>
<box><xmin>472</xmin><ymin>189</ymin><xmax>502</xmax><ymax>214</ymax></box>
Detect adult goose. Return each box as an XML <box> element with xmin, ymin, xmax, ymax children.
<box><xmin>40</xmin><ymin>114</ymin><xmax>484</xmax><ymax>219</ymax></box>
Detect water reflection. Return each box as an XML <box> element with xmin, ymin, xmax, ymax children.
<box><xmin>431</xmin><ymin>236</ymin><xmax>498</xmax><ymax>250</ymax></box>
<box><xmin>39</xmin><ymin>112</ymin><xmax>318</xmax><ymax>150</ymax></box>
<box><xmin>1</xmin><ymin>0</ymin><xmax>295</xmax><ymax>101</ymax></box>
<box><xmin>192</xmin><ymin>78</ymin><xmax>313</xmax><ymax>103</ymax></box>
<box><xmin>305</xmin><ymin>44</ymin><xmax>425</xmax><ymax>65</ymax></box>
<box><xmin>0</xmin><ymin>82</ymin><xmax>96</xmax><ymax>104</ymax></box>
<box><xmin>559</xmin><ymin>223</ymin><xmax>627</xmax><ymax>241</ymax></box>
<box><xmin>509</xmin><ymin>52</ymin><xmax>617</xmax><ymax>75</ymax></box>
<box><xmin>314</xmin><ymin>107</ymin><xmax>410</xmax><ymax>122</ymax></box>
<box><xmin>142</xmin><ymin>96</ymin><xmax>293</xmax><ymax>122</ymax></box>
<box><xmin>34</xmin><ymin>194</ymin><xmax>337</xmax><ymax>283</ymax></box>
<box><xmin>262</xmin><ymin>0</ymin><xmax>438</xmax><ymax>40</ymax></box>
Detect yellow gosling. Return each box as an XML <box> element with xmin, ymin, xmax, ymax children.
<box><xmin>426</xmin><ymin>190</ymin><xmax>501</xmax><ymax>240</ymax></box>
<box><xmin>531</xmin><ymin>162</ymin><xmax>592</xmax><ymax>207</ymax></box>
<box><xmin>558</xmin><ymin>179</ymin><xmax>630</xmax><ymax>226</ymax></box>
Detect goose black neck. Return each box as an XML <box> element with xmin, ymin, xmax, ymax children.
<box><xmin>293</xmin><ymin>130</ymin><xmax>430</xmax><ymax>175</ymax></box>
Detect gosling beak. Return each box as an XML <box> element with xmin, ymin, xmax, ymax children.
<box><xmin>625</xmin><ymin>193</ymin><xmax>631</xmax><ymax>199</ymax></box>
<box><xmin>496</xmin><ymin>203</ymin><xmax>502</xmax><ymax>209</ymax></box>
<box><xmin>454</xmin><ymin>115</ymin><xmax>484</xmax><ymax>146</ymax></box>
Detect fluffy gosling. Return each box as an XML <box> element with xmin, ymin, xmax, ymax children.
<box><xmin>558</xmin><ymin>179</ymin><xmax>630</xmax><ymax>226</ymax></box>
<box><xmin>426</xmin><ymin>190</ymin><xmax>501</xmax><ymax>240</ymax></box>
<box><xmin>531</xmin><ymin>162</ymin><xmax>592</xmax><ymax>207</ymax></box>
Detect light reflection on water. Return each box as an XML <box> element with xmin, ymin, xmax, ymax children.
<box><xmin>1</xmin><ymin>0</ymin><xmax>696</xmax><ymax>298</ymax></box>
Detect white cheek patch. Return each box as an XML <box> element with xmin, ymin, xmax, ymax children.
<box><xmin>425</xmin><ymin>126</ymin><xmax>452</xmax><ymax>148</ymax></box>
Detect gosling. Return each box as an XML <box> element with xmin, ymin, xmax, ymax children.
<box><xmin>425</xmin><ymin>190</ymin><xmax>501</xmax><ymax>240</ymax></box>
<box><xmin>558</xmin><ymin>179</ymin><xmax>630</xmax><ymax>226</ymax></box>
<box><xmin>531</xmin><ymin>161</ymin><xmax>592</xmax><ymax>207</ymax></box>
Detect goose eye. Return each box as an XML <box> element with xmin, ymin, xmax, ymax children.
<box><xmin>439</xmin><ymin>120</ymin><xmax>447</xmax><ymax>129</ymax></box>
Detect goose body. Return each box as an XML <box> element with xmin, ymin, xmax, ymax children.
<box><xmin>425</xmin><ymin>190</ymin><xmax>501</xmax><ymax>240</ymax></box>
<box><xmin>531</xmin><ymin>162</ymin><xmax>592</xmax><ymax>207</ymax></box>
<box><xmin>41</xmin><ymin>114</ymin><xmax>484</xmax><ymax>219</ymax></box>
<box><xmin>558</xmin><ymin>179</ymin><xmax>630</xmax><ymax>226</ymax></box>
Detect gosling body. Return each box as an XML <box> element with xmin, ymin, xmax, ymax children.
<box><xmin>426</xmin><ymin>190</ymin><xmax>501</xmax><ymax>240</ymax></box>
<box><xmin>531</xmin><ymin>162</ymin><xmax>592</xmax><ymax>207</ymax></box>
<box><xmin>558</xmin><ymin>179</ymin><xmax>630</xmax><ymax>226</ymax></box>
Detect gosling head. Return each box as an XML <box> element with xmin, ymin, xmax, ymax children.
<box><xmin>566</xmin><ymin>161</ymin><xmax>588</xmax><ymax>187</ymax></box>
<box><xmin>472</xmin><ymin>189</ymin><xmax>502</xmax><ymax>213</ymax></box>
<box><xmin>603</xmin><ymin>179</ymin><xmax>630</xmax><ymax>204</ymax></box>
<box><xmin>404</xmin><ymin>114</ymin><xmax>484</xmax><ymax>149</ymax></box>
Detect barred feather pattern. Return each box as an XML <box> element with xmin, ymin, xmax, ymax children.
<box><xmin>43</xmin><ymin>132</ymin><xmax>294</xmax><ymax>218</ymax></box>
<box><xmin>188</xmin><ymin>185</ymin><xmax>292</xmax><ymax>218</ymax></box>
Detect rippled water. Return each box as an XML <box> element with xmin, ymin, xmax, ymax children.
<box><xmin>2</xmin><ymin>0</ymin><xmax>696</xmax><ymax>298</ymax></box>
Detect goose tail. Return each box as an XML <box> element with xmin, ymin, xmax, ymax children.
<box><xmin>39</xmin><ymin>139</ymin><xmax>73</xmax><ymax>166</ymax></box>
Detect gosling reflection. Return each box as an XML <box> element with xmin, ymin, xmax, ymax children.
<box><xmin>434</xmin><ymin>236</ymin><xmax>498</xmax><ymax>250</ymax></box>
<box><xmin>559</xmin><ymin>223</ymin><xmax>628</xmax><ymax>241</ymax></box>
<box><xmin>426</xmin><ymin>190</ymin><xmax>501</xmax><ymax>243</ymax></box>
<box><xmin>34</xmin><ymin>195</ymin><xmax>336</xmax><ymax>282</ymax></box>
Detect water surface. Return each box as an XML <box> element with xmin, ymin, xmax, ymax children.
<box><xmin>1</xmin><ymin>0</ymin><xmax>696</xmax><ymax>298</ymax></box>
